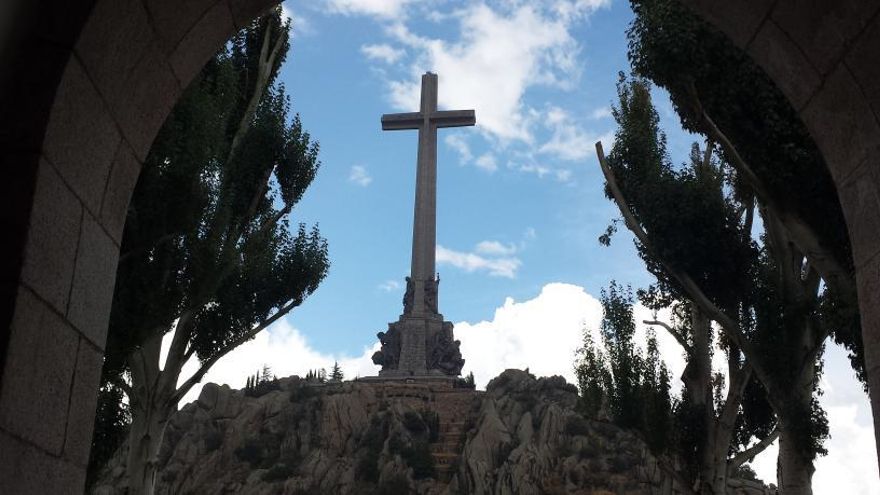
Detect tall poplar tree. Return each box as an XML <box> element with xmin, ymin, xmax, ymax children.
<box><xmin>96</xmin><ymin>9</ymin><xmax>329</xmax><ymax>495</ymax></box>
<box><xmin>598</xmin><ymin>75</ymin><xmax>828</xmax><ymax>494</ymax></box>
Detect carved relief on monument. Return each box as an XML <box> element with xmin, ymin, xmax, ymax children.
<box><xmin>426</xmin><ymin>321</ymin><xmax>465</xmax><ymax>375</ymax></box>
<box><xmin>424</xmin><ymin>276</ymin><xmax>439</xmax><ymax>314</ymax></box>
<box><xmin>371</xmin><ymin>322</ymin><xmax>402</xmax><ymax>369</ymax></box>
<box><xmin>403</xmin><ymin>277</ymin><xmax>414</xmax><ymax>314</ymax></box>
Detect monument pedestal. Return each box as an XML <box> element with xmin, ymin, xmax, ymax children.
<box><xmin>369</xmin><ymin>281</ymin><xmax>465</xmax><ymax>379</ymax></box>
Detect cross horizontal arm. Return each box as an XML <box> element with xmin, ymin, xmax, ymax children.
<box><xmin>382</xmin><ymin>112</ymin><xmax>422</xmax><ymax>130</ymax></box>
<box><xmin>433</xmin><ymin>110</ymin><xmax>476</xmax><ymax>128</ymax></box>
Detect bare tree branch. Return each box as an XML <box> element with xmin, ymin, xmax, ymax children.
<box><xmin>643</xmin><ymin>319</ymin><xmax>692</xmax><ymax>354</ymax></box>
<box><xmin>727</xmin><ymin>427</ymin><xmax>780</xmax><ymax>474</ymax></box>
<box><xmin>171</xmin><ymin>296</ymin><xmax>302</xmax><ymax>404</ymax></box>
<box><xmin>685</xmin><ymin>83</ymin><xmax>856</xmax><ymax>307</ymax></box>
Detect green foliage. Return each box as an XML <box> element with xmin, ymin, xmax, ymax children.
<box><xmin>455</xmin><ymin>371</ymin><xmax>476</xmax><ymax>389</ymax></box>
<box><xmin>422</xmin><ymin>410</ymin><xmax>440</xmax><ymax>443</ymax></box>
<box><xmin>245</xmin><ymin>365</ymin><xmax>281</xmax><ymax>397</ymax></box>
<box><xmin>204</xmin><ymin>428</ymin><xmax>223</xmax><ymax>452</ymax></box>
<box><xmin>373</xmin><ymin>474</ymin><xmax>410</xmax><ymax>495</ymax></box>
<box><xmin>305</xmin><ymin>368</ymin><xmax>327</xmax><ymax>383</ymax></box>
<box><xmin>574</xmin><ymin>282</ymin><xmax>673</xmax><ymax>454</ymax></box>
<box><xmin>102</xmin><ymin>5</ymin><xmax>328</xmax><ymax>394</ymax></box>
<box><xmin>356</xmin><ymin>416</ymin><xmax>388</xmax><ymax>482</ymax></box>
<box><xmin>626</xmin><ymin>0</ymin><xmax>862</xmax><ymax>380</ymax></box>
<box><xmin>261</xmin><ymin>463</ymin><xmax>295</xmax><ymax>482</ymax></box>
<box><xmin>400</xmin><ymin>440</ymin><xmax>435</xmax><ymax>479</ymax></box>
<box><xmin>563</xmin><ymin>416</ymin><xmax>591</xmax><ymax>437</ymax></box>
<box><xmin>329</xmin><ymin>361</ymin><xmax>344</xmax><ymax>382</ymax></box>
<box><xmin>86</xmin><ymin>382</ymin><xmax>131</xmax><ymax>488</ymax></box>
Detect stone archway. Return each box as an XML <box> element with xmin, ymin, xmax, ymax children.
<box><xmin>0</xmin><ymin>0</ymin><xmax>276</xmax><ymax>491</ymax></box>
<box><xmin>680</xmin><ymin>0</ymin><xmax>880</xmax><ymax>474</ymax></box>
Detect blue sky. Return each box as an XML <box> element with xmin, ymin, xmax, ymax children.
<box><xmin>279</xmin><ymin>0</ymin><xmax>679</xmax><ymax>355</ymax></box>
<box><xmin>167</xmin><ymin>0</ymin><xmax>879</xmax><ymax>490</ymax></box>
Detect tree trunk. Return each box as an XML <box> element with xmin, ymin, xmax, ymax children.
<box><xmin>126</xmin><ymin>398</ymin><xmax>172</xmax><ymax>495</ymax></box>
<box><xmin>125</xmin><ymin>331</ymin><xmax>177</xmax><ymax>495</ymax></box>
<box><xmin>687</xmin><ymin>307</ymin><xmax>723</xmax><ymax>495</ymax></box>
<box><xmin>777</xmin><ymin>415</ymin><xmax>814</xmax><ymax>495</ymax></box>
<box><xmin>775</xmin><ymin>364</ymin><xmax>816</xmax><ymax>495</ymax></box>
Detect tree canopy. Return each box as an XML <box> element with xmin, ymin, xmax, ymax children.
<box><xmin>90</xmin><ymin>9</ymin><xmax>329</xmax><ymax>495</ymax></box>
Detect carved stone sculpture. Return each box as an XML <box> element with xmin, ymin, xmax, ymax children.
<box><xmin>371</xmin><ymin>324</ymin><xmax>401</xmax><ymax>369</ymax></box>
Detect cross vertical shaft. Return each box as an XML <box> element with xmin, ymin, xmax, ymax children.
<box><xmin>412</xmin><ymin>72</ymin><xmax>438</xmax><ymax>287</ymax></box>
<box><xmin>382</xmin><ymin>72</ymin><xmax>475</xmax><ymax>315</ymax></box>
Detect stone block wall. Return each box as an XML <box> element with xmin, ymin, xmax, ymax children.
<box><xmin>0</xmin><ymin>0</ymin><xmax>278</xmax><ymax>492</ymax></box>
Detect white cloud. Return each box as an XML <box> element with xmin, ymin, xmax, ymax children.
<box><xmin>385</xmin><ymin>2</ymin><xmax>593</xmax><ymax>143</ymax></box>
<box><xmin>539</xmin><ymin>106</ymin><xmax>607</xmax><ymax>161</ymax></box>
<box><xmin>166</xmin><ymin>320</ymin><xmax>379</xmax><ymax>406</ymax></box>
<box><xmin>323</xmin><ymin>0</ymin><xmax>414</xmax><ymax>18</ymax></box>
<box><xmin>455</xmin><ymin>283</ymin><xmax>681</xmax><ymax>390</ymax></box>
<box><xmin>475</xmin><ymin>153</ymin><xmax>498</xmax><ymax>172</ymax></box>
<box><xmin>436</xmin><ymin>244</ymin><xmax>521</xmax><ymax>278</ymax></box>
<box><xmin>445</xmin><ymin>133</ymin><xmax>473</xmax><ymax>164</ymax></box>
<box><xmin>282</xmin><ymin>2</ymin><xmax>316</xmax><ymax>37</ymax></box>
<box><xmin>456</xmin><ymin>283</ymin><xmax>600</xmax><ymax>387</ymax></box>
<box><xmin>378</xmin><ymin>279</ymin><xmax>402</xmax><ymax>291</ymax></box>
<box><xmin>348</xmin><ymin>164</ymin><xmax>373</xmax><ymax>186</ymax></box>
<box><xmin>361</xmin><ymin>43</ymin><xmax>405</xmax><ymax>64</ymax></box>
<box><xmin>475</xmin><ymin>240</ymin><xmax>517</xmax><ymax>256</ymax></box>
<box><xmin>590</xmin><ymin>106</ymin><xmax>612</xmax><ymax>120</ymax></box>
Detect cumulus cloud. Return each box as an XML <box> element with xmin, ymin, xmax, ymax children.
<box><xmin>590</xmin><ymin>106</ymin><xmax>612</xmax><ymax>120</ymax></box>
<box><xmin>475</xmin><ymin>240</ymin><xmax>517</xmax><ymax>256</ymax></box>
<box><xmin>166</xmin><ymin>320</ymin><xmax>379</xmax><ymax>406</ymax></box>
<box><xmin>475</xmin><ymin>153</ymin><xmax>498</xmax><ymax>172</ymax></box>
<box><xmin>361</xmin><ymin>43</ymin><xmax>405</xmax><ymax>64</ymax></box>
<box><xmin>385</xmin><ymin>2</ymin><xmax>599</xmax><ymax>143</ymax></box>
<box><xmin>436</xmin><ymin>244</ymin><xmax>522</xmax><ymax>278</ymax></box>
<box><xmin>455</xmin><ymin>283</ymin><xmax>686</xmax><ymax>390</ymax></box>
<box><xmin>378</xmin><ymin>279</ymin><xmax>402</xmax><ymax>291</ymax></box>
<box><xmin>348</xmin><ymin>164</ymin><xmax>373</xmax><ymax>186</ymax></box>
<box><xmin>445</xmin><ymin>133</ymin><xmax>473</xmax><ymax>164</ymax></box>
<box><xmin>539</xmin><ymin>106</ymin><xmax>611</xmax><ymax>161</ymax></box>
<box><xmin>281</xmin><ymin>2</ymin><xmax>316</xmax><ymax>37</ymax></box>
<box><xmin>323</xmin><ymin>0</ymin><xmax>415</xmax><ymax>18</ymax></box>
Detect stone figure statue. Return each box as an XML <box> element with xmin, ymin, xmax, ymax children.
<box><xmin>371</xmin><ymin>324</ymin><xmax>402</xmax><ymax>369</ymax></box>
<box><xmin>424</xmin><ymin>277</ymin><xmax>438</xmax><ymax>314</ymax></box>
<box><xmin>403</xmin><ymin>277</ymin><xmax>414</xmax><ymax>315</ymax></box>
<box><xmin>425</xmin><ymin>321</ymin><xmax>464</xmax><ymax>375</ymax></box>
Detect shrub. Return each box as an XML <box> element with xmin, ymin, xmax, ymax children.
<box><xmin>261</xmin><ymin>463</ymin><xmax>294</xmax><ymax>482</ymax></box>
<box><xmin>401</xmin><ymin>440</ymin><xmax>435</xmax><ymax>479</ymax></box>
<box><xmin>402</xmin><ymin>411</ymin><xmax>426</xmax><ymax>434</ymax></box>
<box><xmin>423</xmin><ymin>410</ymin><xmax>440</xmax><ymax>443</ymax></box>
<box><xmin>204</xmin><ymin>429</ymin><xmax>223</xmax><ymax>452</ymax></box>
<box><xmin>374</xmin><ymin>474</ymin><xmax>409</xmax><ymax>495</ymax></box>
<box><xmin>564</xmin><ymin>416</ymin><xmax>591</xmax><ymax>437</ymax></box>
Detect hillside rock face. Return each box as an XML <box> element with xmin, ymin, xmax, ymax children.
<box><xmin>93</xmin><ymin>370</ymin><xmax>769</xmax><ymax>494</ymax></box>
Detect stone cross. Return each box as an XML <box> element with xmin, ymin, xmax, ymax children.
<box><xmin>381</xmin><ymin>72</ymin><xmax>475</xmax><ymax>315</ymax></box>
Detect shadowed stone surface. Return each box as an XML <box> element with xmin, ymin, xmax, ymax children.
<box><xmin>0</xmin><ymin>0</ymin><xmax>280</xmax><ymax>492</ymax></box>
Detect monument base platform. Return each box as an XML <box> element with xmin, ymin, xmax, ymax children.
<box><xmin>357</xmin><ymin>373</ymin><xmax>459</xmax><ymax>388</ymax></box>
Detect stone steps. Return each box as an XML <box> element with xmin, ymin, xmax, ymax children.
<box><xmin>426</xmin><ymin>391</ymin><xmax>478</xmax><ymax>483</ymax></box>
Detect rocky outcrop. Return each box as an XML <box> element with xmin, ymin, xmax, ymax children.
<box><xmin>93</xmin><ymin>371</ymin><xmax>770</xmax><ymax>494</ymax></box>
